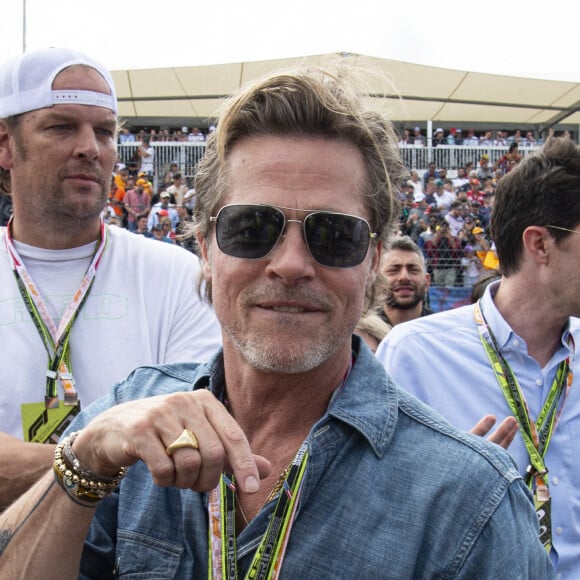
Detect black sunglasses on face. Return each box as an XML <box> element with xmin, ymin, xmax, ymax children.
<box><xmin>209</xmin><ymin>204</ymin><xmax>377</xmax><ymax>268</ymax></box>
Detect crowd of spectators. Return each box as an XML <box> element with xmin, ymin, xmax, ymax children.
<box><xmin>105</xmin><ymin>125</ymin><xmax>575</xmax><ymax>289</ymax></box>
<box><xmin>103</xmin><ymin>157</ymin><xmax>198</xmax><ymax>254</ymax></box>
<box><xmin>395</xmin><ymin>150</ymin><xmax>514</xmax><ymax>287</ymax></box>
<box><xmin>398</xmin><ymin>126</ymin><xmax>574</xmax><ymax>147</ymax></box>
<box><xmin>118</xmin><ymin>126</ymin><xmax>211</xmax><ymax>144</ymax></box>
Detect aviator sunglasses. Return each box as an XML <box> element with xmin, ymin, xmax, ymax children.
<box><xmin>209</xmin><ymin>204</ymin><xmax>377</xmax><ymax>268</ymax></box>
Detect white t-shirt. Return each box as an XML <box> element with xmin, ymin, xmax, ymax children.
<box><xmin>0</xmin><ymin>226</ymin><xmax>222</xmax><ymax>439</ymax></box>
<box><xmin>139</xmin><ymin>145</ymin><xmax>155</xmax><ymax>174</ymax></box>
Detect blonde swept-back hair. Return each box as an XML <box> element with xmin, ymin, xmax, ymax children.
<box><xmin>191</xmin><ymin>65</ymin><xmax>405</xmax><ymax>307</ymax></box>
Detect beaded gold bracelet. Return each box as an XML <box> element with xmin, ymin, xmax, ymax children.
<box><xmin>53</xmin><ymin>431</ymin><xmax>127</xmax><ymax>507</ymax></box>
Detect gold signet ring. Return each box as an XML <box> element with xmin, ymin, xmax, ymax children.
<box><xmin>166</xmin><ymin>428</ymin><xmax>200</xmax><ymax>456</ymax></box>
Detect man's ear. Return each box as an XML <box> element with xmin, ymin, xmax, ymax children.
<box><xmin>522</xmin><ymin>226</ymin><xmax>551</xmax><ymax>265</ymax></box>
<box><xmin>197</xmin><ymin>234</ymin><xmax>212</xmax><ymax>282</ymax></box>
<box><xmin>0</xmin><ymin>120</ymin><xmax>15</xmax><ymax>170</ymax></box>
<box><xmin>370</xmin><ymin>240</ymin><xmax>382</xmax><ymax>277</ymax></box>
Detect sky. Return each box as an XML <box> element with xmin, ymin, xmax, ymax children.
<box><xmin>1</xmin><ymin>0</ymin><xmax>578</xmax><ymax>82</ymax></box>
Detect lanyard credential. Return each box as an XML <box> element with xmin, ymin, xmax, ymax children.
<box><xmin>208</xmin><ymin>443</ymin><xmax>309</xmax><ymax>580</ymax></box>
<box><xmin>5</xmin><ymin>218</ymin><xmax>108</xmax><ymax>408</ymax></box>
<box><xmin>474</xmin><ymin>301</ymin><xmax>574</xmax><ymax>552</ymax></box>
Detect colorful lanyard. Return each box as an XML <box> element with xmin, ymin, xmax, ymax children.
<box><xmin>207</xmin><ymin>354</ymin><xmax>355</xmax><ymax>578</ymax></box>
<box><xmin>474</xmin><ymin>300</ymin><xmax>574</xmax><ymax>551</ymax></box>
<box><xmin>208</xmin><ymin>443</ymin><xmax>308</xmax><ymax>580</ymax></box>
<box><xmin>5</xmin><ymin>218</ymin><xmax>108</xmax><ymax>408</ymax></box>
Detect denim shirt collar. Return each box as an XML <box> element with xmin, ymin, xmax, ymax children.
<box><xmin>191</xmin><ymin>336</ymin><xmax>399</xmax><ymax>460</ymax></box>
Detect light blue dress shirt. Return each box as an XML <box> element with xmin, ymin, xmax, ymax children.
<box><xmin>377</xmin><ymin>281</ymin><xmax>580</xmax><ymax>579</ymax></box>
<box><xmin>65</xmin><ymin>338</ymin><xmax>553</xmax><ymax>579</ymax></box>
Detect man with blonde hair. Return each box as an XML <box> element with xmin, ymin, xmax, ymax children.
<box><xmin>0</xmin><ymin>65</ymin><xmax>552</xmax><ymax>578</ymax></box>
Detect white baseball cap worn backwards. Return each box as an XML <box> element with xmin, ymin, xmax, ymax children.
<box><xmin>0</xmin><ymin>47</ymin><xmax>117</xmax><ymax>118</ymax></box>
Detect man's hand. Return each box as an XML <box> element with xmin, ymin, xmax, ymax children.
<box><xmin>72</xmin><ymin>390</ymin><xmax>271</xmax><ymax>494</ymax></box>
<box><xmin>470</xmin><ymin>414</ymin><xmax>519</xmax><ymax>449</ymax></box>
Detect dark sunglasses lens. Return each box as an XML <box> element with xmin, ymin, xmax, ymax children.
<box><xmin>215</xmin><ymin>205</ymin><xmax>284</xmax><ymax>259</ymax></box>
<box><xmin>304</xmin><ymin>213</ymin><xmax>370</xmax><ymax>267</ymax></box>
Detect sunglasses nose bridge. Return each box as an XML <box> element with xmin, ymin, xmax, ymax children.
<box><xmin>280</xmin><ymin>217</ymin><xmax>305</xmax><ymax>240</ymax></box>
<box><xmin>274</xmin><ymin>216</ymin><xmax>315</xmax><ymax>261</ymax></box>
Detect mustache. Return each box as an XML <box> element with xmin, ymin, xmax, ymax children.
<box><xmin>241</xmin><ymin>285</ymin><xmax>334</xmax><ymax>311</ymax></box>
<box><xmin>391</xmin><ymin>283</ymin><xmax>417</xmax><ymax>291</ymax></box>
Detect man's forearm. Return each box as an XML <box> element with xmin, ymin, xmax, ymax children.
<box><xmin>0</xmin><ymin>433</ymin><xmax>55</xmax><ymax>511</ymax></box>
<box><xmin>0</xmin><ymin>470</ymin><xmax>93</xmax><ymax>579</ymax></box>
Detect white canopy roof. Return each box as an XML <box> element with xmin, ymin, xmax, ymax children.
<box><xmin>110</xmin><ymin>53</ymin><xmax>580</xmax><ymax>129</ymax></box>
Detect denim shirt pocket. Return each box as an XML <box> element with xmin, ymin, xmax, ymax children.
<box><xmin>116</xmin><ymin>529</ymin><xmax>183</xmax><ymax>579</ymax></box>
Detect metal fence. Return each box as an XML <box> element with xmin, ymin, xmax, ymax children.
<box><xmin>398</xmin><ymin>145</ymin><xmax>540</xmax><ymax>172</ymax></box>
<box><xmin>117</xmin><ymin>142</ymin><xmax>207</xmax><ymax>190</ymax></box>
<box><xmin>117</xmin><ymin>142</ymin><xmax>542</xmax><ymax>190</ymax></box>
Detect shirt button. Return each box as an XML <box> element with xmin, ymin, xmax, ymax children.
<box><xmin>536</xmin><ymin>378</ymin><xmax>543</xmax><ymax>386</ymax></box>
<box><xmin>556</xmin><ymin>527</ymin><xmax>563</xmax><ymax>535</ymax></box>
<box><xmin>512</xmin><ymin>340</ymin><xmax>520</xmax><ymax>348</ymax></box>
<box><xmin>552</xmin><ymin>476</ymin><xmax>559</xmax><ymax>485</ymax></box>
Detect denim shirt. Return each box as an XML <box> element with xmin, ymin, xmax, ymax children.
<box><xmin>70</xmin><ymin>338</ymin><xmax>555</xmax><ymax>579</ymax></box>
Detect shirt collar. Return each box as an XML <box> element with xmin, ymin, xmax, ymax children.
<box><xmin>480</xmin><ymin>280</ymin><xmax>574</xmax><ymax>357</ymax></box>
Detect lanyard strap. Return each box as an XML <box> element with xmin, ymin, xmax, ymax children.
<box><xmin>208</xmin><ymin>443</ymin><xmax>309</xmax><ymax>580</ymax></box>
<box><xmin>5</xmin><ymin>219</ymin><xmax>108</xmax><ymax>406</ymax></box>
<box><xmin>473</xmin><ymin>301</ymin><xmax>573</xmax><ymax>485</ymax></box>
<box><xmin>473</xmin><ymin>301</ymin><xmax>573</xmax><ymax>553</ymax></box>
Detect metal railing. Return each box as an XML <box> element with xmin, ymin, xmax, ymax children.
<box><xmin>117</xmin><ymin>143</ymin><xmax>543</xmax><ymax>189</ymax></box>
<box><xmin>117</xmin><ymin>142</ymin><xmax>207</xmax><ymax>190</ymax></box>
<box><xmin>397</xmin><ymin>145</ymin><xmax>540</xmax><ymax>172</ymax></box>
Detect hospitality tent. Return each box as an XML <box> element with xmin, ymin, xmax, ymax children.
<box><xmin>111</xmin><ymin>52</ymin><xmax>580</xmax><ymax>132</ymax></box>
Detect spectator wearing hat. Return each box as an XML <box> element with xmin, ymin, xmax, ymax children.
<box><xmin>432</xmin><ymin>128</ymin><xmax>445</xmax><ymax>147</ymax></box>
<box><xmin>470</xmin><ymin>226</ymin><xmax>490</xmax><ymax>265</ymax></box>
<box><xmin>412</xmin><ymin>126</ymin><xmax>425</xmax><ymax>146</ymax></box>
<box><xmin>461</xmin><ymin>244</ymin><xmax>483</xmax><ymax>286</ymax></box>
<box><xmin>0</xmin><ymin>47</ymin><xmax>223</xmax><ymax>509</ymax></box>
<box><xmin>466</xmin><ymin>172</ymin><xmax>485</xmax><ymax>206</ymax></box>
<box><xmin>446</xmin><ymin>128</ymin><xmax>457</xmax><ymax>145</ymax></box>
<box><xmin>147</xmin><ymin>191</ymin><xmax>179</xmax><ymax>232</ymax></box>
<box><xmin>453</xmin><ymin>128</ymin><xmax>464</xmax><ymax>146</ymax></box>
<box><xmin>433</xmin><ymin>178</ymin><xmax>455</xmax><ymax>210</ymax></box>
<box><xmin>123</xmin><ymin>178</ymin><xmax>151</xmax><ymax>232</ymax></box>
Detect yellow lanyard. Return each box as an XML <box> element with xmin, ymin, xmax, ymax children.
<box><xmin>208</xmin><ymin>444</ymin><xmax>308</xmax><ymax>579</ymax></box>
<box><xmin>474</xmin><ymin>301</ymin><xmax>574</xmax><ymax>552</ymax></box>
